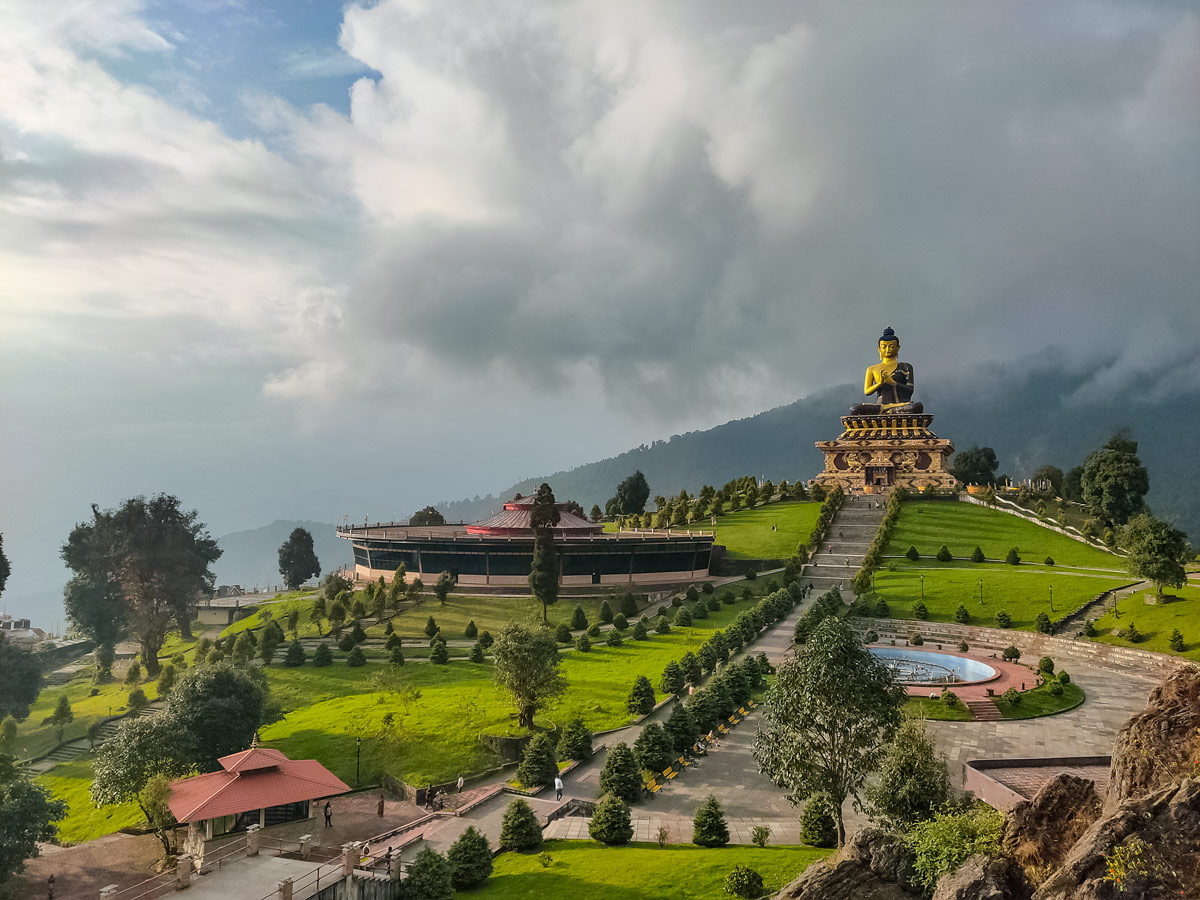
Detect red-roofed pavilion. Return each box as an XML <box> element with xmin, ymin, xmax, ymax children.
<box><xmin>170</xmin><ymin>746</ymin><xmax>349</xmax><ymax>844</ymax></box>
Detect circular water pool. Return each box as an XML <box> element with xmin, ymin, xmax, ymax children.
<box><xmin>869</xmin><ymin>647</ymin><xmax>997</xmax><ymax>686</ymax></box>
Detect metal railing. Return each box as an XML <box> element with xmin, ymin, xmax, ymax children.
<box><xmin>101</xmin><ymin>869</ymin><xmax>177</xmax><ymax>900</ymax></box>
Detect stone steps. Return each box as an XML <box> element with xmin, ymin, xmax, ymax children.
<box><xmin>965</xmin><ymin>699</ymin><xmax>1003</xmax><ymax>721</ymax></box>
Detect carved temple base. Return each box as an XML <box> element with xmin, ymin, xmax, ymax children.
<box><xmin>814</xmin><ymin>414</ymin><xmax>957</xmax><ymax>494</ymax></box>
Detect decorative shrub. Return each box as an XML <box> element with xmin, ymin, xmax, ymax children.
<box><xmin>516</xmin><ymin>733</ymin><xmax>558</xmax><ymax>788</ymax></box>
<box><xmin>469</xmin><ymin>642</ymin><xmax>485</xmax><ymax>663</ymax></box>
<box><xmin>724</xmin><ymin>865</ymin><xmax>765</xmax><ymax>899</ymax></box>
<box><xmin>750</xmin><ymin>825</ymin><xmax>771</xmax><ymax>848</ymax></box>
<box><xmin>721</xmin><ymin>591</ymin><xmax>736</xmax><ymax>605</ymax></box>
<box><xmin>425</xmin><ymin>616</ymin><xmax>438</xmax><ymax>637</ymax></box>
<box><xmin>598</xmin><ymin>742</ymin><xmax>643</xmax><ymax>804</ymax></box>
<box><xmin>499</xmin><ymin>798</ymin><xmax>543</xmax><ymax>852</ymax></box>
<box><xmin>599</xmin><ymin>600</ymin><xmax>614</xmax><ymax>624</ymax></box>
<box><xmin>707</xmin><ymin>594</ymin><xmax>722</xmax><ymax>612</ymax></box>
<box><xmin>970</xmin><ymin>546</ymin><xmax>985</xmax><ymax>563</ymax></box>
<box><xmin>606</xmin><ymin>629</ymin><xmax>623</xmax><ymax>647</ymax></box>
<box><xmin>958</xmin><ymin>641</ymin><xmax>969</xmax><ymax>653</ymax></box>
<box><xmin>404</xmin><ymin>847</ymin><xmax>454</xmax><ymax>900</ymax></box>
<box><xmin>479</xmin><ymin>630</ymin><xmax>494</xmax><ymax>649</ymax></box>
<box><xmin>655</xmin><ymin>618</ymin><xmax>671</xmax><ymax>634</ymax></box>
<box><xmin>874</xmin><ymin>598</ymin><xmax>891</xmax><ymax>618</ymax></box>
<box><xmin>1002</xmin><ymin>646</ymin><xmax>1021</xmax><ymax>661</ymax></box>
<box><xmin>446</xmin><ymin>826</ymin><xmax>493</xmax><ymax>890</ymax></box>
<box><xmin>571</xmin><ymin>605</ymin><xmax>589</xmax><ymax>630</ymax></box>
<box><xmin>1002</xmin><ymin>687</ymin><xmax>1021</xmax><ymax>705</ymax></box>
<box><xmin>686</xmin><ymin>586</ymin><xmax>700</xmax><ymax>603</ymax></box>
<box><xmin>673</xmin><ymin>606</ymin><xmax>693</xmax><ymax>627</ymax></box>
<box><xmin>995</xmin><ymin>610</ymin><xmax>1012</xmax><ymax>629</ymax></box>
<box><xmin>913</xmin><ymin>601</ymin><xmax>929</xmax><ymax>620</ymax></box>
<box><xmin>941</xmin><ymin>690</ymin><xmax>960</xmax><ymax>708</ymax></box>
<box><xmin>1044</xmin><ymin>556</ymin><xmax>1055</xmax><ymax>566</ymax></box>
<box><xmin>430</xmin><ymin>642</ymin><xmax>449</xmax><ymax>664</ymax></box>
<box><xmin>1005</xmin><ymin>548</ymin><xmax>1021</xmax><ymax>565</ymax></box>
<box><xmin>936</xmin><ymin>545</ymin><xmax>952</xmax><ymax>562</ymax></box>
<box><xmin>1049</xmin><ymin>682</ymin><xmax>1064</xmax><ymax>697</ymax></box>
<box><xmin>954</xmin><ymin>605</ymin><xmax>970</xmax><ymax>624</ymax></box>
<box><xmin>464</xmin><ymin>619</ymin><xmax>478</xmax><ymax>639</ymax></box>
<box><xmin>1035</xmin><ymin>612</ymin><xmax>1053</xmax><ymax>634</ymax></box>
<box><xmin>575</xmin><ymin>635</ymin><xmax>591</xmax><ymax>652</ymax></box>
<box><xmin>284</xmin><ymin>640</ymin><xmax>307</xmax><ymax>667</ymax></box>
<box><xmin>864</xmin><ymin>629</ymin><xmax>879</xmax><ymax>644</ymax></box>
<box><xmin>627</xmin><ymin>675</ymin><xmax>656</xmax><ymax>716</ymax></box>
<box><xmin>906</xmin><ymin>545</ymin><xmax>920</xmax><ymax>561</ymax></box>
<box><xmin>633</xmin><ymin>722</ymin><xmax>676</xmax><ymax>773</ymax></box>
<box><xmin>632</xmin><ymin>621</ymin><xmax>649</xmax><ymax>641</ymax></box>
<box><xmin>692</xmin><ymin>795</ymin><xmax>730</xmax><ymax>847</ymax></box>
<box><xmin>555</xmin><ymin>624</ymin><xmax>572</xmax><ymax>643</ymax></box>
<box><xmin>346</xmin><ymin>646</ymin><xmax>366</xmax><ymax>667</ymax></box>
<box><xmin>313</xmin><ymin>643</ymin><xmax>332</xmax><ymax>667</ymax></box>
<box><xmin>1123</xmin><ymin>622</ymin><xmax>1141</xmax><ymax>643</ymax></box>
<box><xmin>692</xmin><ymin>602</ymin><xmax>709</xmax><ymax>620</ymax></box>
<box><xmin>905</xmin><ymin>806</ymin><xmax>1004</xmax><ymax>891</ymax></box>
<box><xmin>613</xmin><ymin>613</ymin><xmax>628</xmax><ymax>631</ymax></box>
<box><xmin>1057</xmin><ymin>670</ymin><xmax>1071</xmax><ymax>685</ymax></box>
<box><xmin>390</xmin><ymin>646</ymin><xmax>405</xmax><ymax>666</ymax></box>
<box><xmin>386</xmin><ymin>632</ymin><xmax>403</xmax><ymax>650</ymax></box>
<box><xmin>910</xmin><ymin>633</ymin><xmax>924</xmax><ymax>646</ymax></box>
<box><xmin>1038</xmin><ymin>656</ymin><xmax>1055</xmax><ymax>674</ymax></box>
<box><xmin>589</xmin><ymin>793</ymin><xmax>634</xmax><ymax>845</ymax></box>
<box><xmin>337</xmin><ymin>634</ymin><xmax>356</xmax><ymax>653</ymax></box>
<box><xmin>800</xmin><ymin>793</ymin><xmax>837</xmax><ymax>848</ymax></box>
<box><xmin>745</xmin><ymin>571</ymin><xmax>757</xmax><ymax>581</ymax></box>
<box><xmin>660</xmin><ymin>661</ymin><xmax>684</xmax><ymax>695</ymax></box>
<box><xmin>351</xmin><ymin>621</ymin><xmax>367</xmax><ymax>643</ymax></box>
<box><xmin>557</xmin><ymin>716</ymin><xmax>593</xmax><ymax>761</ymax></box>
<box><xmin>1169</xmin><ymin>629</ymin><xmax>1185</xmax><ymax>652</ymax></box>
<box><xmin>620</xmin><ymin>592</ymin><xmax>639</xmax><ymax>618</ymax></box>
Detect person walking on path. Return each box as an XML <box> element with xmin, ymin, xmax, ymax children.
<box><xmin>554</xmin><ymin>775</ymin><xmax>564</xmax><ymax>802</ymax></box>
<box><xmin>456</xmin><ymin>774</ymin><xmax>464</xmax><ymax>793</ymax></box>
<box><xmin>323</xmin><ymin>801</ymin><xmax>332</xmax><ymax>827</ymax></box>
<box><xmin>377</xmin><ymin>794</ymin><xmax>385</xmax><ymax>817</ymax></box>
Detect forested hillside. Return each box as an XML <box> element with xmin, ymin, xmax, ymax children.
<box><xmin>436</xmin><ymin>361</ymin><xmax>1197</xmax><ymax>539</ymax></box>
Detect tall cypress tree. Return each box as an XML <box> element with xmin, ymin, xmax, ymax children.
<box><xmin>528</xmin><ymin>483</ymin><xmax>561</xmax><ymax>623</ymax></box>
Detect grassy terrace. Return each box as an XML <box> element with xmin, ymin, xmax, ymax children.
<box><xmin>13</xmin><ymin>673</ymin><xmax>160</xmax><ymax>761</ymax></box>
<box><xmin>1092</xmin><ymin>584</ymin><xmax>1200</xmax><ymax>661</ymax></box>
<box><xmin>992</xmin><ymin>680</ymin><xmax>1085</xmax><ymax>719</ymax></box>
<box><xmin>604</xmin><ymin>500</ymin><xmax>821</xmax><ymax>561</ymax></box>
<box><xmin>468</xmin><ymin>841</ymin><xmax>831</xmax><ymax>899</ymax></box>
<box><xmin>260</xmin><ymin>588</ymin><xmax>775</xmax><ymax>786</ymax></box>
<box><xmin>36</xmin><ymin>756</ymin><xmax>144</xmax><ymax>845</ymax></box>
<box><xmin>873</xmin><ymin>500</ymin><xmax>1132</xmax><ymax>630</ymax></box>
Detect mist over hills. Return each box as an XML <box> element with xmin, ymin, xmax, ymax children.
<box><xmin>213</xmin><ymin>519</ymin><xmax>353</xmax><ymax>591</ymax></box>
<box><xmin>436</xmin><ymin>360</ymin><xmax>1197</xmax><ymax>540</ymax></box>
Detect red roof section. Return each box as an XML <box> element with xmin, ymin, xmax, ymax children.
<box><xmin>466</xmin><ymin>497</ymin><xmax>601</xmax><ymax>536</ymax></box>
<box><xmin>168</xmin><ymin>747</ymin><xmax>349</xmax><ymax>823</ymax></box>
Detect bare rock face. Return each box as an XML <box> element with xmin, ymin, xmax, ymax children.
<box><xmin>1003</xmin><ymin>774</ymin><xmax>1102</xmax><ymax>872</ymax></box>
<box><xmin>1033</xmin><ymin>777</ymin><xmax>1200</xmax><ymax>900</ymax></box>
<box><xmin>775</xmin><ymin>827</ymin><xmax>916</xmax><ymax>900</ymax></box>
<box><xmin>1106</xmin><ymin>664</ymin><xmax>1200</xmax><ymax>810</ymax></box>
<box><xmin>931</xmin><ymin>854</ymin><xmax>1032</xmax><ymax>900</ymax></box>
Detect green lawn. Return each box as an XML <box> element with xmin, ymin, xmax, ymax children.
<box><xmin>905</xmin><ymin>697</ymin><xmax>973</xmax><ymax>721</ymax></box>
<box><xmin>467</xmin><ymin>841</ymin><xmax>831</xmax><ymax>899</ymax></box>
<box><xmin>872</xmin><ymin>566</ymin><xmax>1134</xmax><ymax>631</ymax></box>
<box><xmin>1092</xmin><ymin>584</ymin><xmax>1200</xmax><ymax>661</ymax></box>
<box><xmin>885</xmin><ymin>501</ymin><xmax>1124</xmax><ymax>569</ymax></box>
<box><xmin>260</xmin><ymin>592</ymin><xmax>769</xmax><ymax>786</ymax></box>
<box><xmin>993</xmin><ymin>681</ymin><xmax>1085</xmax><ymax>719</ymax></box>
<box><xmin>13</xmin><ymin>671</ymin><xmax>161</xmax><ymax>761</ymax></box>
<box><xmin>605</xmin><ymin>500</ymin><xmax>821</xmax><ymax>561</ymax></box>
<box><xmin>37</xmin><ymin>755</ymin><xmax>145</xmax><ymax>845</ymax></box>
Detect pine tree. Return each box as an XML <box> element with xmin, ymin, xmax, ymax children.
<box><xmin>936</xmin><ymin>545</ymin><xmax>952</xmax><ymax>562</ymax></box>
<box><xmin>664</xmin><ymin>702</ymin><xmax>699</xmax><ymax>755</ymax></box>
<box><xmin>425</xmin><ymin>616</ymin><xmax>438</xmax><ymax>637</ymax></box>
<box><xmin>612</xmin><ymin>613</ymin><xmax>628</xmax><ymax>631</ymax></box>
<box><xmin>390</xmin><ymin>646</ymin><xmax>405</xmax><ymax>666</ymax></box>
<box><xmin>598</xmin><ymin>742</ymin><xmax>643</xmax><ymax>803</ymax></box>
<box><xmin>430</xmin><ymin>642</ymin><xmax>449</xmax><ymax>664</ymax></box>
<box><xmin>971</xmin><ymin>546</ymin><xmax>985</xmax><ymax>563</ymax></box>
<box><xmin>954</xmin><ymin>605</ymin><xmax>970</xmax><ymax>624</ymax></box>
<box><xmin>347</xmin><ymin>646</ymin><xmax>366</xmax><ymax>667</ymax></box>
<box><xmin>627</xmin><ymin>675</ymin><xmax>656</xmax><ymax>716</ymax></box>
<box><xmin>913</xmin><ymin>601</ymin><xmax>929</xmax><ymax>620</ymax></box>
<box><xmin>692</xmin><ymin>795</ymin><xmax>729</xmax><ymax>847</ymax></box>
<box><xmin>673</xmin><ymin>606</ymin><xmax>693</xmax><ymax>627</ymax></box>
<box><xmin>465</xmin><ymin>619</ymin><xmax>478</xmax><ymax>639</ymax></box>
<box><xmin>995</xmin><ymin>610</ymin><xmax>1012</xmax><ymax>629</ymax></box>
<box><xmin>1036</xmin><ymin>611</ymin><xmax>1053</xmax><ymax>634</ymax></box>
<box><xmin>660</xmin><ymin>661</ymin><xmax>684</xmax><ymax>695</ymax></box>
<box><xmin>404</xmin><ymin>847</ymin><xmax>454</xmax><ymax>900</ymax></box>
<box><xmin>516</xmin><ymin>733</ymin><xmax>558</xmax><ymax>788</ymax></box>
<box><xmin>284</xmin><ymin>640</ymin><xmax>307</xmax><ymax>667</ymax></box>
<box><xmin>599</xmin><ymin>600</ymin><xmax>614</xmax><ymax>624</ymax></box>
<box><xmin>313</xmin><ymin>643</ymin><xmax>333</xmax><ymax>667</ymax></box>
<box><xmin>680</xmin><ymin>651</ymin><xmax>702</xmax><ymax>684</ymax></box>
<box><xmin>446</xmin><ymin>826</ymin><xmax>493</xmax><ymax>890</ymax></box>
<box><xmin>1169</xmin><ymin>628</ymin><xmax>1186</xmax><ymax>652</ymax></box>
<box><xmin>469</xmin><ymin>642</ymin><xmax>485</xmax><ymax>663</ymax></box>
<box><xmin>800</xmin><ymin>793</ymin><xmax>838</xmax><ymax>848</ymax></box>
<box><xmin>571</xmin><ymin>605</ymin><xmax>588</xmax><ymax>630</ymax></box>
<box><xmin>588</xmin><ymin>793</ymin><xmax>633</xmax><ymax>845</ymax></box>
<box><xmin>632</xmin><ymin>621</ymin><xmax>648</xmax><ymax>641</ymax></box>
<box><xmin>620</xmin><ymin>592</ymin><xmax>639</xmax><ymax>617</ymax></box>
<box><xmin>499</xmin><ymin>798</ymin><xmax>543</xmax><ymax>852</ymax></box>
<box><xmin>557</xmin><ymin>716</ymin><xmax>593</xmax><ymax>761</ymax></box>
<box><xmin>632</xmin><ymin>723</ymin><xmax>675</xmax><ymax>773</ymax></box>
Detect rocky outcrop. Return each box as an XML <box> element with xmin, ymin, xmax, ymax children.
<box><xmin>931</xmin><ymin>854</ymin><xmax>1032</xmax><ymax>900</ymax></box>
<box><xmin>1034</xmin><ymin>777</ymin><xmax>1200</xmax><ymax>900</ymax></box>
<box><xmin>1106</xmin><ymin>664</ymin><xmax>1200</xmax><ymax>810</ymax></box>
<box><xmin>776</xmin><ymin>827</ymin><xmax>916</xmax><ymax>900</ymax></box>
<box><xmin>1003</xmin><ymin>774</ymin><xmax>1102</xmax><ymax>872</ymax></box>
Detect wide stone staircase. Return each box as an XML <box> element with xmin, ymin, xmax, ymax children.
<box><xmin>798</xmin><ymin>496</ymin><xmax>886</xmax><ymax>603</ymax></box>
<box><xmin>30</xmin><ymin>701</ymin><xmax>165</xmax><ymax>772</ymax></box>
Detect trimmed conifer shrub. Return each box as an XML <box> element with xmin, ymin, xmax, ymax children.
<box><xmin>557</xmin><ymin>716</ymin><xmax>593</xmax><ymax>761</ymax></box>
<box><xmin>405</xmin><ymin>847</ymin><xmax>453</xmax><ymax>900</ymax></box>
<box><xmin>430</xmin><ymin>642</ymin><xmax>449</xmax><ymax>664</ymax></box>
<box><xmin>673</xmin><ymin>606</ymin><xmax>693</xmax><ymax>627</ymax></box>
<box><xmin>954</xmin><ymin>605</ymin><xmax>970</xmax><ymax>624</ymax></box>
<box><xmin>906</xmin><ymin>545</ymin><xmax>920</xmax><ymax>561</ymax></box>
<box><xmin>620</xmin><ymin>592</ymin><xmax>639</xmax><ymax>617</ymax></box>
<box><xmin>386</xmin><ymin>632</ymin><xmax>403</xmax><ymax>650</ymax></box>
<box><xmin>721</xmin><ymin>590</ymin><xmax>736</xmax><ymax>605</ymax></box>
<box><xmin>346</xmin><ymin>646</ymin><xmax>366</xmax><ymax>667</ymax></box>
<box><xmin>612</xmin><ymin>613</ymin><xmax>628</xmax><ymax>631</ymax></box>
<box><xmin>971</xmin><ymin>546</ymin><xmax>985</xmax><ymax>563</ymax></box>
<box><xmin>469</xmin><ymin>642</ymin><xmax>485</xmax><ymax>663</ymax></box>
<box><xmin>1036</xmin><ymin>611</ymin><xmax>1053</xmax><ymax>634</ymax></box>
<box><xmin>351</xmin><ymin>621</ymin><xmax>367</xmax><ymax>643</ymax></box>
<box><xmin>284</xmin><ymin>640</ymin><xmax>307</xmax><ymax>667</ymax></box>
<box><xmin>660</xmin><ymin>661</ymin><xmax>684</xmax><ymax>695</ymax></box>
<box><xmin>632</xmin><ymin>621</ymin><xmax>648</xmax><ymax>641</ymax></box>
<box><xmin>464</xmin><ymin>619</ymin><xmax>478</xmax><ymax>639</ymax></box>
<box><xmin>1002</xmin><ymin>646</ymin><xmax>1021</xmax><ymax>661</ymax></box>
<box><xmin>1038</xmin><ymin>656</ymin><xmax>1055</xmax><ymax>674</ymax></box>
<box><xmin>627</xmin><ymin>675</ymin><xmax>656</xmax><ymax>716</ymax></box>
<box><xmin>1005</xmin><ymin>548</ymin><xmax>1021</xmax><ymax>565</ymax></box>
<box><xmin>606</xmin><ymin>629</ymin><xmax>622</xmax><ymax>647</ymax></box>
<box><xmin>390</xmin><ymin>646</ymin><xmax>405</xmax><ymax>666</ymax></box>
<box><xmin>599</xmin><ymin>600</ymin><xmax>614</xmax><ymax>624</ymax></box>
<box><xmin>425</xmin><ymin>616</ymin><xmax>438</xmax><ymax>637</ymax></box>
<box><xmin>875</xmin><ymin>597</ymin><xmax>891</xmax><ymax>618</ymax></box>
<box><xmin>571</xmin><ymin>605</ymin><xmax>589</xmax><ymax>630</ymax></box>
<box><xmin>936</xmin><ymin>545</ymin><xmax>952</xmax><ymax>562</ymax></box>
<box><xmin>913</xmin><ymin>601</ymin><xmax>929</xmax><ymax>620</ymax></box>
<box><xmin>478</xmin><ymin>630</ymin><xmax>494</xmax><ymax>649</ymax></box>
<box><xmin>589</xmin><ymin>793</ymin><xmax>633</xmax><ymax>845</ymax></box>
<box><xmin>313</xmin><ymin>643</ymin><xmax>332</xmax><ymax>667</ymax></box>
<box><xmin>654</xmin><ymin>618</ymin><xmax>671</xmax><ymax>634</ymax></box>
<box><xmin>995</xmin><ymin>610</ymin><xmax>1012</xmax><ymax>628</ymax></box>
<box><xmin>692</xmin><ymin>795</ymin><xmax>729</xmax><ymax>847</ymax></box>
<box><xmin>632</xmin><ymin>723</ymin><xmax>675</xmax><ymax>773</ymax></box>
<box><xmin>800</xmin><ymin>793</ymin><xmax>837</xmax><ymax>848</ymax></box>
<box><xmin>598</xmin><ymin>742</ymin><xmax>642</xmax><ymax>803</ymax></box>
<box><xmin>446</xmin><ymin>826</ymin><xmax>493</xmax><ymax>890</ymax></box>
<box><xmin>1057</xmin><ymin>670</ymin><xmax>1071</xmax><ymax>684</ymax></box>
<box><xmin>575</xmin><ymin>635</ymin><xmax>591</xmax><ymax>652</ymax></box>
<box><xmin>587</xmin><ymin>623</ymin><xmax>602</xmax><ymax>638</ymax></box>
<box><xmin>1044</xmin><ymin>556</ymin><xmax>1055</xmax><ymax>566</ymax></box>
<box><xmin>555</xmin><ymin>624</ymin><xmax>572</xmax><ymax>643</ymax></box>
<box><xmin>1169</xmin><ymin>628</ymin><xmax>1186</xmax><ymax>652</ymax></box>
<box><xmin>499</xmin><ymin>798</ymin><xmax>542</xmax><ymax>852</ymax></box>
<box><xmin>692</xmin><ymin>601</ymin><xmax>709</xmax><ymax>620</ymax></box>
<box><xmin>516</xmin><ymin>733</ymin><xmax>558</xmax><ymax>788</ymax></box>
<box><xmin>337</xmin><ymin>634</ymin><xmax>356</xmax><ymax>652</ymax></box>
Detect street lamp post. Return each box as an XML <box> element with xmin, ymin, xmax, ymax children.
<box><xmin>979</xmin><ymin>580</ymin><xmax>984</xmax><ymax>605</ymax></box>
<box><xmin>355</xmin><ymin>737</ymin><xmax>362</xmax><ymax>786</ymax></box>
<box><xmin>1049</xmin><ymin>585</ymin><xmax>1054</xmax><ymax>612</ymax></box>
<box><xmin>919</xmin><ymin>574</ymin><xmax>924</xmax><ymax>598</ymax></box>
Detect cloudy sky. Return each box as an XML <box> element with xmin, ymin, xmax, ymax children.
<box><xmin>2</xmin><ymin>1</ymin><xmax>1199</xmax><ymax>624</ymax></box>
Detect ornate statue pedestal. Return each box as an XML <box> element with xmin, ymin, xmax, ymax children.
<box><xmin>814</xmin><ymin>413</ymin><xmax>956</xmax><ymax>493</ymax></box>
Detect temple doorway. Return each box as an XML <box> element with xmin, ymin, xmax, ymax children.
<box><xmin>865</xmin><ymin>466</ymin><xmax>894</xmax><ymax>487</ymax></box>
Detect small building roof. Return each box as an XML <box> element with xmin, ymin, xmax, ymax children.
<box><xmin>168</xmin><ymin>747</ymin><xmax>349</xmax><ymax>823</ymax></box>
<box><xmin>466</xmin><ymin>497</ymin><xmax>601</xmax><ymax>536</ymax></box>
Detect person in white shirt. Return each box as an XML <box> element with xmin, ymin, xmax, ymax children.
<box><xmin>554</xmin><ymin>775</ymin><xmax>564</xmax><ymax>801</ymax></box>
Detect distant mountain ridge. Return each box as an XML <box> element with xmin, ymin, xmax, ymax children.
<box><xmin>436</xmin><ymin>362</ymin><xmax>1197</xmax><ymax>540</ymax></box>
<box><xmin>214</xmin><ymin>519</ymin><xmax>353</xmax><ymax>591</ymax></box>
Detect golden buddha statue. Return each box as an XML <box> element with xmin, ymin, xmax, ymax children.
<box><xmin>850</xmin><ymin>326</ymin><xmax>924</xmax><ymax>414</ymax></box>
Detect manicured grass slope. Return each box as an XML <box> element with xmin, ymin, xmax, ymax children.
<box><xmin>604</xmin><ymin>500</ymin><xmax>821</xmax><ymax>561</ymax></box>
<box><xmin>37</xmin><ymin>755</ymin><xmax>144</xmax><ymax>845</ymax></box>
<box><xmin>261</xmin><ymin>592</ymin><xmax>771</xmax><ymax>786</ymax></box>
<box><xmin>875</xmin><ymin>501</ymin><xmax>1132</xmax><ymax>630</ymax></box>
<box><xmin>471</xmin><ymin>841</ymin><xmax>830</xmax><ymax>899</ymax></box>
<box><xmin>14</xmin><ymin>672</ymin><xmax>160</xmax><ymax>760</ymax></box>
<box><xmin>1092</xmin><ymin>585</ymin><xmax>1200</xmax><ymax>661</ymax></box>
<box><xmin>993</xmin><ymin>681</ymin><xmax>1085</xmax><ymax>719</ymax></box>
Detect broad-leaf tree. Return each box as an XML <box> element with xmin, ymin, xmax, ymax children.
<box><xmin>1123</xmin><ymin>514</ymin><xmax>1191</xmax><ymax>596</ymax></box>
<box><xmin>62</xmin><ymin>576</ymin><xmax>124</xmax><ymax>678</ymax></box>
<box><xmin>752</xmin><ymin>616</ymin><xmax>905</xmax><ymax>846</ymax></box>
<box><xmin>409</xmin><ymin>506</ymin><xmax>446</xmax><ymax>526</ymax></box>
<box><xmin>613</xmin><ymin>471</ymin><xmax>651</xmax><ymax>515</ymax></box>
<box><xmin>62</xmin><ymin>495</ymin><xmax>221</xmax><ymax>672</ymax></box>
<box><xmin>490</xmin><ymin>621</ymin><xmax>564</xmax><ymax>729</ymax></box>
<box><xmin>949</xmin><ymin>446</ymin><xmax>999</xmax><ymax>486</ymax></box>
<box><xmin>168</xmin><ymin>665</ymin><xmax>268</xmax><ymax>771</ymax></box>
<box><xmin>0</xmin><ymin>634</ymin><xmax>42</xmax><ymax>720</ymax></box>
<box><xmin>278</xmin><ymin>527</ymin><xmax>321</xmax><ymax>590</ymax></box>
<box><xmin>92</xmin><ymin>712</ymin><xmax>192</xmax><ymax>820</ymax></box>
<box><xmin>1080</xmin><ymin>433</ymin><xmax>1149</xmax><ymax>525</ymax></box>
<box><xmin>434</xmin><ymin>571</ymin><xmax>455</xmax><ymax>604</ymax></box>
<box><xmin>0</xmin><ymin>757</ymin><xmax>67</xmax><ymax>888</ymax></box>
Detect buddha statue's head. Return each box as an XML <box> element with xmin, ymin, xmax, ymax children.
<box><xmin>878</xmin><ymin>326</ymin><xmax>899</xmax><ymax>361</ymax></box>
